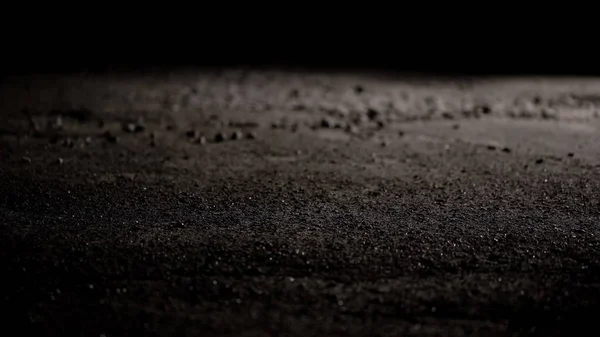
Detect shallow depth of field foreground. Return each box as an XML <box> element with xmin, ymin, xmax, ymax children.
<box><xmin>1</xmin><ymin>69</ymin><xmax>600</xmax><ymax>336</ymax></box>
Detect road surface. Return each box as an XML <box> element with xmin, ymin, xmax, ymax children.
<box><xmin>1</xmin><ymin>69</ymin><xmax>600</xmax><ymax>336</ymax></box>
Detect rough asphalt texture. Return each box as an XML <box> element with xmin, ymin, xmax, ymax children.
<box><xmin>1</xmin><ymin>69</ymin><xmax>600</xmax><ymax>337</ymax></box>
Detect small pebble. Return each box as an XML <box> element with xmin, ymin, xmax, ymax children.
<box><xmin>502</xmin><ymin>147</ymin><xmax>511</xmax><ymax>153</ymax></box>
<box><xmin>231</xmin><ymin>130</ymin><xmax>244</xmax><ymax>140</ymax></box>
<box><xmin>85</xmin><ymin>136</ymin><xmax>93</xmax><ymax>144</ymax></box>
<box><xmin>21</xmin><ymin>156</ymin><xmax>32</xmax><ymax>163</ymax></box>
<box><xmin>354</xmin><ymin>85</ymin><xmax>364</xmax><ymax>94</ymax></box>
<box><xmin>487</xmin><ymin>145</ymin><xmax>496</xmax><ymax>151</ymax></box>
<box><xmin>535</xmin><ymin>158</ymin><xmax>544</xmax><ymax>164</ymax></box>
<box><xmin>478</xmin><ymin>105</ymin><xmax>492</xmax><ymax>114</ymax></box>
<box><xmin>366</xmin><ymin>108</ymin><xmax>379</xmax><ymax>121</ymax></box>
<box><xmin>345</xmin><ymin>125</ymin><xmax>359</xmax><ymax>134</ymax></box>
<box><xmin>103</xmin><ymin>131</ymin><xmax>118</xmax><ymax>143</ymax></box>
<box><xmin>567</xmin><ymin>152</ymin><xmax>574</xmax><ymax>157</ymax></box>
<box><xmin>197</xmin><ymin>136</ymin><xmax>207</xmax><ymax>145</ymax></box>
<box><xmin>186</xmin><ymin>130</ymin><xmax>199</xmax><ymax>138</ymax></box>
<box><xmin>57</xmin><ymin>158</ymin><xmax>64</xmax><ymax>165</ymax></box>
<box><xmin>320</xmin><ymin>118</ymin><xmax>333</xmax><ymax>128</ymax></box>
<box><xmin>441</xmin><ymin>112</ymin><xmax>454</xmax><ymax>119</ymax></box>
<box><xmin>246</xmin><ymin>132</ymin><xmax>257</xmax><ymax>140</ymax></box>
<box><xmin>214</xmin><ymin>133</ymin><xmax>226</xmax><ymax>142</ymax></box>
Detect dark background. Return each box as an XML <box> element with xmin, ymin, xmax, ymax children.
<box><xmin>2</xmin><ymin>17</ymin><xmax>596</xmax><ymax>76</ymax></box>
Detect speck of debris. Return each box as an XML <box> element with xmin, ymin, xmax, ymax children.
<box><xmin>103</xmin><ymin>131</ymin><xmax>118</xmax><ymax>143</ymax></box>
<box><xmin>354</xmin><ymin>85</ymin><xmax>364</xmax><ymax>94</ymax></box>
<box><xmin>186</xmin><ymin>130</ymin><xmax>200</xmax><ymax>139</ymax></box>
<box><xmin>535</xmin><ymin>158</ymin><xmax>544</xmax><ymax>164</ymax></box>
<box><xmin>320</xmin><ymin>118</ymin><xmax>333</xmax><ymax>128</ymax></box>
<box><xmin>441</xmin><ymin>112</ymin><xmax>454</xmax><ymax>119</ymax></box>
<box><xmin>246</xmin><ymin>132</ymin><xmax>257</xmax><ymax>140</ymax></box>
<box><xmin>541</xmin><ymin>109</ymin><xmax>558</xmax><ymax>119</ymax></box>
<box><xmin>289</xmin><ymin>89</ymin><xmax>299</xmax><ymax>98</ymax></box>
<box><xmin>197</xmin><ymin>136</ymin><xmax>207</xmax><ymax>145</ymax></box>
<box><xmin>487</xmin><ymin>145</ymin><xmax>496</xmax><ymax>151</ymax></box>
<box><xmin>502</xmin><ymin>147</ymin><xmax>511</xmax><ymax>153</ymax></box>
<box><xmin>478</xmin><ymin>105</ymin><xmax>492</xmax><ymax>114</ymax></box>
<box><xmin>292</xmin><ymin>104</ymin><xmax>306</xmax><ymax>111</ymax></box>
<box><xmin>85</xmin><ymin>136</ymin><xmax>93</xmax><ymax>144</ymax></box>
<box><xmin>231</xmin><ymin>130</ymin><xmax>243</xmax><ymax>140</ymax></box>
<box><xmin>366</xmin><ymin>109</ymin><xmax>379</xmax><ymax>120</ymax></box>
<box><xmin>62</xmin><ymin>138</ymin><xmax>74</xmax><ymax>148</ymax></box>
<box><xmin>123</xmin><ymin>122</ymin><xmax>145</xmax><ymax>133</ymax></box>
<box><xmin>398</xmin><ymin>130</ymin><xmax>405</xmax><ymax>137</ymax></box>
<box><xmin>567</xmin><ymin>152</ymin><xmax>574</xmax><ymax>157</ymax></box>
<box><xmin>214</xmin><ymin>133</ymin><xmax>226</xmax><ymax>142</ymax></box>
<box><xmin>57</xmin><ymin>158</ymin><xmax>64</xmax><ymax>165</ymax></box>
<box><xmin>533</xmin><ymin>96</ymin><xmax>542</xmax><ymax>105</ymax></box>
<box><xmin>52</xmin><ymin>116</ymin><xmax>63</xmax><ymax>130</ymax></box>
<box><xmin>21</xmin><ymin>156</ymin><xmax>32</xmax><ymax>163</ymax></box>
<box><xmin>376</xmin><ymin>120</ymin><xmax>386</xmax><ymax>129</ymax></box>
<box><xmin>345</xmin><ymin>125</ymin><xmax>359</xmax><ymax>134</ymax></box>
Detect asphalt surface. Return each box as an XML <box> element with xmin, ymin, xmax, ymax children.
<box><xmin>1</xmin><ymin>69</ymin><xmax>600</xmax><ymax>337</ymax></box>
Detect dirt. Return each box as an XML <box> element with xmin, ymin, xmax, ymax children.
<box><xmin>1</xmin><ymin>68</ymin><xmax>600</xmax><ymax>337</ymax></box>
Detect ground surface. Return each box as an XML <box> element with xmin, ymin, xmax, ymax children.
<box><xmin>1</xmin><ymin>69</ymin><xmax>600</xmax><ymax>337</ymax></box>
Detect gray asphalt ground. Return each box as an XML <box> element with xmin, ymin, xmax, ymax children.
<box><xmin>1</xmin><ymin>69</ymin><xmax>600</xmax><ymax>336</ymax></box>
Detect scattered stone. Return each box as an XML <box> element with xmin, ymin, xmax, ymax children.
<box><xmin>186</xmin><ymin>130</ymin><xmax>200</xmax><ymax>139</ymax></box>
<box><xmin>52</xmin><ymin>116</ymin><xmax>63</xmax><ymax>130</ymax></box>
<box><xmin>320</xmin><ymin>118</ymin><xmax>333</xmax><ymax>128</ymax></box>
<box><xmin>477</xmin><ymin>105</ymin><xmax>492</xmax><ymax>115</ymax></box>
<box><xmin>567</xmin><ymin>152</ymin><xmax>574</xmax><ymax>157</ymax></box>
<box><xmin>231</xmin><ymin>130</ymin><xmax>244</xmax><ymax>140</ymax></box>
<box><xmin>354</xmin><ymin>85</ymin><xmax>364</xmax><ymax>94</ymax></box>
<box><xmin>196</xmin><ymin>136</ymin><xmax>207</xmax><ymax>145</ymax></box>
<box><xmin>532</xmin><ymin>96</ymin><xmax>542</xmax><ymax>105</ymax></box>
<box><xmin>289</xmin><ymin>89</ymin><xmax>299</xmax><ymax>98</ymax></box>
<box><xmin>502</xmin><ymin>147</ymin><xmax>511</xmax><ymax>153</ymax></box>
<box><xmin>214</xmin><ymin>133</ymin><xmax>226</xmax><ymax>142</ymax></box>
<box><xmin>292</xmin><ymin>104</ymin><xmax>306</xmax><ymax>111</ymax></box>
<box><xmin>123</xmin><ymin>121</ymin><xmax>145</xmax><ymax>133</ymax></box>
<box><xmin>398</xmin><ymin>130</ymin><xmax>405</xmax><ymax>137</ymax></box>
<box><xmin>535</xmin><ymin>158</ymin><xmax>544</xmax><ymax>164</ymax></box>
<box><xmin>21</xmin><ymin>156</ymin><xmax>32</xmax><ymax>163</ymax></box>
<box><xmin>541</xmin><ymin>108</ymin><xmax>558</xmax><ymax>119</ymax></box>
<box><xmin>345</xmin><ymin>125</ymin><xmax>359</xmax><ymax>134</ymax></box>
<box><xmin>376</xmin><ymin>120</ymin><xmax>386</xmax><ymax>129</ymax></box>
<box><xmin>56</xmin><ymin>158</ymin><xmax>64</xmax><ymax>165</ymax></box>
<box><xmin>366</xmin><ymin>108</ymin><xmax>379</xmax><ymax>121</ymax></box>
<box><xmin>103</xmin><ymin>131</ymin><xmax>118</xmax><ymax>143</ymax></box>
<box><xmin>246</xmin><ymin>131</ymin><xmax>257</xmax><ymax>140</ymax></box>
<box><xmin>85</xmin><ymin>136</ymin><xmax>93</xmax><ymax>144</ymax></box>
<box><xmin>441</xmin><ymin>112</ymin><xmax>454</xmax><ymax>119</ymax></box>
<box><xmin>487</xmin><ymin>145</ymin><xmax>497</xmax><ymax>151</ymax></box>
